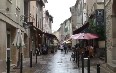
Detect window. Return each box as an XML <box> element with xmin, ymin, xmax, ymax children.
<box><xmin>16</xmin><ymin>0</ymin><xmax>20</xmax><ymax>11</ymax></box>
<box><xmin>97</xmin><ymin>0</ymin><xmax>104</xmax><ymax>2</ymax></box>
<box><xmin>40</xmin><ymin>19</ymin><xmax>41</xmax><ymax>29</ymax></box>
<box><xmin>38</xmin><ymin>21</ymin><xmax>39</xmax><ymax>28</ymax></box>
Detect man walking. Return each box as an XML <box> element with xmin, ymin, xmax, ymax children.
<box><xmin>64</xmin><ymin>43</ymin><xmax>67</xmax><ymax>54</ymax></box>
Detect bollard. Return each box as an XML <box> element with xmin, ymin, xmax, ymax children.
<box><xmin>20</xmin><ymin>53</ymin><xmax>23</xmax><ymax>73</ymax></box>
<box><xmin>65</xmin><ymin>49</ymin><xmax>66</xmax><ymax>54</ymax></box>
<box><xmin>82</xmin><ymin>53</ymin><xmax>84</xmax><ymax>73</ymax></box>
<box><xmin>36</xmin><ymin>50</ymin><xmax>37</xmax><ymax>63</ymax></box>
<box><xmin>77</xmin><ymin>51</ymin><xmax>79</xmax><ymax>68</ymax></box>
<box><xmin>74</xmin><ymin>51</ymin><xmax>75</xmax><ymax>61</ymax></box>
<box><xmin>87</xmin><ymin>57</ymin><xmax>90</xmax><ymax>73</ymax></box>
<box><xmin>30</xmin><ymin>51</ymin><xmax>32</xmax><ymax>67</ymax></box>
<box><xmin>97</xmin><ymin>64</ymin><xmax>100</xmax><ymax>73</ymax></box>
<box><xmin>7</xmin><ymin>57</ymin><xmax>10</xmax><ymax>73</ymax></box>
<box><xmin>76</xmin><ymin>51</ymin><xmax>77</xmax><ymax>63</ymax></box>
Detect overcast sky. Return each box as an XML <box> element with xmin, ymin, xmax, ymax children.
<box><xmin>45</xmin><ymin>0</ymin><xmax>76</xmax><ymax>32</ymax></box>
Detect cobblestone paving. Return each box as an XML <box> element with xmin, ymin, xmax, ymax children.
<box><xmin>9</xmin><ymin>50</ymin><xmax>110</xmax><ymax>73</ymax></box>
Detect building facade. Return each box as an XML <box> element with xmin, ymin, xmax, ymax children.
<box><xmin>25</xmin><ymin>0</ymin><xmax>55</xmax><ymax>55</ymax></box>
<box><xmin>86</xmin><ymin>0</ymin><xmax>116</xmax><ymax>71</ymax></box>
<box><xmin>43</xmin><ymin>10</ymin><xmax>53</xmax><ymax>47</ymax></box>
<box><xmin>53</xmin><ymin>30</ymin><xmax>60</xmax><ymax>45</ymax></box>
<box><xmin>70</xmin><ymin>0</ymin><xmax>87</xmax><ymax>47</ymax></box>
<box><xmin>43</xmin><ymin>10</ymin><xmax>53</xmax><ymax>33</ymax></box>
<box><xmin>53</xmin><ymin>28</ymin><xmax>61</xmax><ymax>42</ymax></box>
<box><xmin>0</xmin><ymin>0</ymin><xmax>26</xmax><ymax>72</ymax></box>
<box><xmin>0</xmin><ymin>0</ymin><xmax>54</xmax><ymax>72</ymax></box>
<box><xmin>64</xmin><ymin>18</ymin><xmax>72</xmax><ymax>42</ymax></box>
<box><xmin>28</xmin><ymin>0</ymin><xmax>47</xmax><ymax>55</ymax></box>
<box><xmin>58</xmin><ymin>17</ymin><xmax>72</xmax><ymax>44</ymax></box>
<box><xmin>105</xmin><ymin>0</ymin><xmax>116</xmax><ymax>71</ymax></box>
<box><xmin>60</xmin><ymin>22</ymin><xmax>65</xmax><ymax>44</ymax></box>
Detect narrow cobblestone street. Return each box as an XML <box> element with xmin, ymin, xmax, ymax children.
<box><xmin>12</xmin><ymin>50</ymin><xmax>81</xmax><ymax>73</ymax></box>
<box><xmin>9</xmin><ymin>50</ymin><xmax>109</xmax><ymax>73</ymax></box>
<box><xmin>33</xmin><ymin>51</ymin><xmax>80</xmax><ymax>73</ymax></box>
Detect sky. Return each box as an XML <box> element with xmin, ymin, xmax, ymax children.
<box><xmin>45</xmin><ymin>0</ymin><xmax>77</xmax><ymax>32</ymax></box>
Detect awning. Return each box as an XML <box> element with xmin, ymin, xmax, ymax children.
<box><xmin>32</xmin><ymin>26</ymin><xmax>43</xmax><ymax>34</ymax></box>
<box><xmin>44</xmin><ymin>33</ymin><xmax>56</xmax><ymax>38</ymax></box>
<box><xmin>73</xmin><ymin>22</ymin><xmax>89</xmax><ymax>34</ymax></box>
<box><xmin>44</xmin><ymin>32</ymin><xmax>59</xmax><ymax>41</ymax></box>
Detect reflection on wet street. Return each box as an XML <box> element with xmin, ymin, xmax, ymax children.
<box><xmin>12</xmin><ymin>50</ymin><xmax>105</xmax><ymax>73</ymax></box>
<box><xmin>34</xmin><ymin>50</ymin><xmax>81</xmax><ymax>73</ymax></box>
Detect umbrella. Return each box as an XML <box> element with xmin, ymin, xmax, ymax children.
<box><xmin>12</xmin><ymin>29</ymin><xmax>25</xmax><ymax>48</ymax></box>
<box><xmin>70</xmin><ymin>33</ymin><xmax>98</xmax><ymax>40</ymax></box>
<box><xmin>12</xmin><ymin>29</ymin><xmax>25</xmax><ymax>67</ymax></box>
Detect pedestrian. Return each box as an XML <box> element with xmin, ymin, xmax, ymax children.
<box><xmin>84</xmin><ymin>47</ymin><xmax>89</xmax><ymax>57</ymax></box>
<box><xmin>42</xmin><ymin>44</ymin><xmax>47</xmax><ymax>55</ymax></box>
<box><xmin>36</xmin><ymin>48</ymin><xmax>39</xmax><ymax>56</ymax></box>
<box><xmin>89</xmin><ymin>46</ymin><xmax>94</xmax><ymax>58</ymax></box>
<box><xmin>60</xmin><ymin>44</ymin><xmax>64</xmax><ymax>52</ymax></box>
<box><xmin>38</xmin><ymin>44</ymin><xmax>42</xmax><ymax>55</ymax></box>
<box><xmin>63</xmin><ymin>43</ymin><xmax>67</xmax><ymax>54</ymax></box>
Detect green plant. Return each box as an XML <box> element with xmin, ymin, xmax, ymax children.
<box><xmin>88</xmin><ymin>18</ymin><xmax>105</xmax><ymax>40</ymax></box>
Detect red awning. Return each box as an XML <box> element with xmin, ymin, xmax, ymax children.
<box><xmin>70</xmin><ymin>33</ymin><xmax>99</xmax><ymax>40</ymax></box>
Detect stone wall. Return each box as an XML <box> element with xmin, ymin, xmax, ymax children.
<box><xmin>105</xmin><ymin>0</ymin><xmax>113</xmax><ymax>63</ymax></box>
<box><xmin>0</xmin><ymin>20</ymin><xmax>7</xmax><ymax>72</ymax></box>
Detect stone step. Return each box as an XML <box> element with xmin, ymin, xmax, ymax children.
<box><xmin>101</xmin><ymin>64</ymin><xmax>115</xmax><ymax>73</ymax></box>
<box><xmin>107</xmin><ymin>63</ymin><xmax>116</xmax><ymax>72</ymax></box>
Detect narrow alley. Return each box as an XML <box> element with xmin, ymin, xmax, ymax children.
<box><xmin>34</xmin><ymin>50</ymin><xmax>80</xmax><ymax>73</ymax></box>
<box><xmin>9</xmin><ymin>50</ymin><xmax>110</xmax><ymax>73</ymax></box>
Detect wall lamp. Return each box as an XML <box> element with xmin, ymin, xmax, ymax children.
<box><xmin>23</xmin><ymin>22</ymin><xmax>33</xmax><ymax>29</ymax></box>
<box><xmin>20</xmin><ymin>15</ymin><xmax>33</xmax><ymax>29</ymax></box>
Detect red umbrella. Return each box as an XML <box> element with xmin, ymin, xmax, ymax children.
<box><xmin>70</xmin><ymin>34</ymin><xmax>80</xmax><ymax>39</ymax></box>
<box><xmin>70</xmin><ymin>33</ymin><xmax>99</xmax><ymax>40</ymax></box>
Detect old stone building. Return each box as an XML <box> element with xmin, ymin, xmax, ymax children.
<box><xmin>0</xmin><ymin>0</ymin><xmax>54</xmax><ymax>72</ymax></box>
<box><xmin>27</xmin><ymin>0</ymin><xmax>46</xmax><ymax>56</ymax></box>
<box><xmin>86</xmin><ymin>0</ymin><xmax>116</xmax><ymax>71</ymax></box>
<box><xmin>0</xmin><ymin>0</ymin><xmax>26</xmax><ymax>72</ymax></box>
<box><xmin>105</xmin><ymin>0</ymin><xmax>116</xmax><ymax>71</ymax></box>
<box><xmin>70</xmin><ymin>0</ymin><xmax>87</xmax><ymax>47</ymax></box>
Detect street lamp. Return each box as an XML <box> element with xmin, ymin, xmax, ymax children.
<box><xmin>20</xmin><ymin>15</ymin><xmax>32</xmax><ymax>29</ymax></box>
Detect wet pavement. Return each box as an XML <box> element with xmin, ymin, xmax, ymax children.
<box><xmin>34</xmin><ymin>51</ymin><xmax>80</xmax><ymax>73</ymax></box>
<box><xmin>9</xmin><ymin>50</ymin><xmax>109</xmax><ymax>73</ymax></box>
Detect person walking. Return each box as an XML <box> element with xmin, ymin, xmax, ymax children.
<box><xmin>64</xmin><ymin>43</ymin><xmax>67</xmax><ymax>54</ymax></box>
<box><xmin>60</xmin><ymin>44</ymin><xmax>64</xmax><ymax>52</ymax></box>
